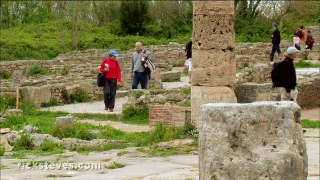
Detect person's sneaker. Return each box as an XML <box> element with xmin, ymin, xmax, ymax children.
<box><xmin>270</xmin><ymin>61</ymin><xmax>274</xmax><ymax>65</ymax></box>
<box><xmin>109</xmin><ymin>108</ymin><xmax>113</xmax><ymax>112</ymax></box>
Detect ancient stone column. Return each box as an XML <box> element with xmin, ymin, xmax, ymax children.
<box><xmin>199</xmin><ymin>101</ymin><xmax>308</xmax><ymax>180</ymax></box>
<box><xmin>191</xmin><ymin>1</ymin><xmax>237</xmax><ymax>125</ymax></box>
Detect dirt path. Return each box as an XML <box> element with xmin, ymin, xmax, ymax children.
<box><xmin>301</xmin><ymin>107</ymin><xmax>320</xmax><ymax>121</ymax></box>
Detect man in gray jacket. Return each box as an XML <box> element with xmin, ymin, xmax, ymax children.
<box><xmin>131</xmin><ymin>42</ymin><xmax>153</xmax><ymax>89</ymax></box>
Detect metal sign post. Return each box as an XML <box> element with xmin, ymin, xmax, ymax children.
<box><xmin>12</xmin><ymin>71</ymin><xmax>22</xmax><ymax>109</ymax></box>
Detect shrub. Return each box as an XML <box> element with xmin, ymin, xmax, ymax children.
<box><xmin>179</xmin><ymin>100</ymin><xmax>191</xmax><ymax>107</ymax></box>
<box><xmin>149</xmin><ymin>123</ymin><xmax>197</xmax><ymax>144</ymax></box>
<box><xmin>61</xmin><ymin>65</ymin><xmax>69</xmax><ymax>76</ymax></box>
<box><xmin>132</xmin><ymin>90</ymin><xmax>144</xmax><ymax>99</ymax></box>
<box><xmin>39</xmin><ymin>140</ymin><xmax>64</xmax><ymax>152</ymax></box>
<box><xmin>162</xmin><ymin>77</ymin><xmax>177</xmax><ymax>82</ymax></box>
<box><xmin>243</xmin><ymin>62</ymin><xmax>250</xmax><ymax>68</ymax></box>
<box><xmin>0</xmin><ymin>146</ymin><xmax>5</xmax><ymax>156</ymax></box>
<box><xmin>0</xmin><ymin>70</ymin><xmax>11</xmax><ymax>79</ymax></box>
<box><xmin>0</xmin><ymin>95</ymin><xmax>15</xmax><ymax>112</ymax></box>
<box><xmin>67</xmin><ymin>88</ymin><xmax>91</xmax><ymax>103</ymax></box>
<box><xmin>14</xmin><ymin>134</ymin><xmax>34</xmax><ymax>150</ymax></box>
<box><xmin>105</xmin><ymin>162</ymin><xmax>125</xmax><ymax>169</ymax></box>
<box><xmin>181</xmin><ymin>87</ymin><xmax>191</xmax><ymax>96</ymax></box>
<box><xmin>27</xmin><ymin>65</ymin><xmax>46</xmax><ymax>76</ymax></box>
<box><xmin>52</xmin><ymin>123</ymin><xmax>94</xmax><ymax>140</ymax></box>
<box><xmin>41</xmin><ymin>98</ymin><xmax>59</xmax><ymax>107</ymax></box>
<box><xmin>121</xmin><ymin>104</ymin><xmax>149</xmax><ymax>124</ymax></box>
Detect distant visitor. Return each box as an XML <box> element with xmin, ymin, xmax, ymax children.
<box><xmin>131</xmin><ymin>42</ymin><xmax>153</xmax><ymax>89</ymax></box>
<box><xmin>100</xmin><ymin>50</ymin><xmax>121</xmax><ymax>112</ymax></box>
<box><xmin>270</xmin><ymin>23</ymin><xmax>281</xmax><ymax>63</ymax></box>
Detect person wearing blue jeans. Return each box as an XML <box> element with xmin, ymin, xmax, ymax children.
<box><xmin>131</xmin><ymin>42</ymin><xmax>153</xmax><ymax>89</ymax></box>
<box><xmin>270</xmin><ymin>23</ymin><xmax>281</xmax><ymax>63</ymax></box>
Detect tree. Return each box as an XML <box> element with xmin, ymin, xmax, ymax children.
<box><xmin>119</xmin><ymin>1</ymin><xmax>150</xmax><ymax>35</ymax></box>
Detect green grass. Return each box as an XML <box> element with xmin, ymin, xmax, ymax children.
<box><xmin>27</xmin><ymin>65</ymin><xmax>48</xmax><ymax>76</ymax></box>
<box><xmin>41</xmin><ymin>98</ymin><xmax>59</xmax><ymax>107</ymax></box>
<box><xmin>0</xmin><ymin>146</ymin><xmax>5</xmax><ymax>156</ymax></box>
<box><xmin>295</xmin><ymin>60</ymin><xmax>320</xmax><ymax>68</ymax></box>
<box><xmin>0</xmin><ymin>70</ymin><xmax>11</xmax><ymax>79</ymax></box>
<box><xmin>121</xmin><ymin>105</ymin><xmax>149</xmax><ymax>125</ymax></box>
<box><xmin>301</xmin><ymin>119</ymin><xmax>320</xmax><ymax>128</ymax></box>
<box><xmin>0</xmin><ymin>94</ymin><xmax>15</xmax><ymax>112</ymax></box>
<box><xmin>162</xmin><ymin>77</ymin><xmax>178</xmax><ymax>82</ymax></box>
<box><xmin>117</xmin><ymin>151</ymin><xmax>128</xmax><ymax>156</ymax></box>
<box><xmin>179</xmin><ymin>100</ymin><xmax>191</xmax><ymax>107</ymax></box>
<box><xmin>105</xmin><ymin>162</ymin><xmax>125</xmax><ymax>169</ymax></box>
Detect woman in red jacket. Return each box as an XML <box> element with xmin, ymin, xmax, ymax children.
<box><xmin>100</xmin><ymin>50</ymin><xmax>121</xmax><ymax>112</ymax></box>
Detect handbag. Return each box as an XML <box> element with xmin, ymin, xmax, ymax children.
<box><xmin>97</xmin><ymin>72</ymin><xmax>105</xmax><ymax>87</ymax></box>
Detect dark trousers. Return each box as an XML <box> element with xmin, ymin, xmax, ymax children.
<box><xmin>103</xmin><ymin>78</ymin><xmax>117</xmax><ymax>109</ymax></box>
<box><xmin>270</xmin><ymin>43</ymin><xmax>281</xmax><ymax>62</ymax></box>
<box><xmin>132</xmin><ymin>72</ymin><xmax>148</xmax><ymax>89</ymax></box>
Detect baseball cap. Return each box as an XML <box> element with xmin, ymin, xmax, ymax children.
<box><xmin>272</xmin><ymin>23</ymin><xmax>278</xmax><ymax>27</ymax></box>
<box><xmin>108</xmin><ymin>50</ymin><xmax>119</xmax><ymax>57</ymax></box>
<box><xmin>286</xmin><ymin>47</ymin><xmax>300</xmax><ymax>55</ymax></box>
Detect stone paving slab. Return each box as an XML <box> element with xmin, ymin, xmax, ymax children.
<box><xmin>41</xmin><ymin>97</ymin><xmax>128</xmax><ymax>115</ymax></box>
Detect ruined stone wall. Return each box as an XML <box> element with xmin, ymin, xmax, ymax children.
<box><xmin>235</xmin><ymin>76</ymin><xmax>320</xmax><ymax>108</ymax></box>
<box><xmin>199</xmin><ymin>102</ymin><xmax>308</xmax><ymax>180</ymax></box>
<box><xmin>149</xmin><ymin>105</ymin><xmax>191</xmax><ymax>127</ymax></box>
<box><xmin>191</xmin><ymin>1</ymin><xmax>237</xmax><ymax>125</ymax></box>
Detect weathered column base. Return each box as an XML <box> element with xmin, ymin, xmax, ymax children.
<box><xmin>199</xmin><ymin>101</ymin><xmax>307</xmax><ymax>180</ymax></box>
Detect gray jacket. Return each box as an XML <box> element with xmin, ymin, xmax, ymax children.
<box><xmin>131</xmin><ymin>49</ymin><xmax>153</xmax><ymax>73</ymax></box>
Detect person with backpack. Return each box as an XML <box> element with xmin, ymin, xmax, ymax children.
<box><xmin>296</xmin><ymin>26</ymin><xmax>307</xmax><ymax>49</ymax></box>
<box><xmin>131</xmin><ymin>42</ymin><xmax>153</xmax><ymax>89</ymax></box>
<box><xmin>272</xmin><ymin>47</ymin><xmax>300</xmax><ymax>103</ymax></box>
<box><xmin>100</xmin><ymin>50</ymin><xmax>121</xmax><ymax>112</ymax></box>
<box><xmin>305</xmin><ymin>30</ymin><xmax>315</xmax><ymax>50</ymax></box>
<box><xmin>270</xmin><ymin>23</ymin><xmax>281</xmax><ymax>63</ymax></box>
<box><xmin>293</xmin><ymin>33</ymin><xmax>301</xmax><ymax>50</ymax></box>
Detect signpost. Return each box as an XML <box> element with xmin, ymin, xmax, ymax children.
<box><xmin>12</xmin><ymin>70</ymin><xmax>22</xmax><ymax>109</ymax></box>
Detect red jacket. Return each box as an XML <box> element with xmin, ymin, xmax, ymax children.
<box><xmin>100</xmin><ymin>58</ymin><xmax>121</xmax><ymax>83</ymax></box>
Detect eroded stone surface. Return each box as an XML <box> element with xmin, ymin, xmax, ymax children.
<box><xmin>199</xmin><ymin>101</ymin><xmax>307</xmax><ymax>180</ymax></box>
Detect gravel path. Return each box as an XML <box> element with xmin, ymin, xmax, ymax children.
<box><xmin>80</xmin><ymin>119</ymin><xmax>150</xmax><ymax>133</ymax></box>
<box><xmin>41</xmin><ymin>97</ymin><xmax>128</xmax><ymax>115</ymax></box>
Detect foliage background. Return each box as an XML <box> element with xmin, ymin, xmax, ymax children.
<box><xmin>0</xmin><ymin>1</ymin><xmax>319</xmax><ymax>61</ymax></box>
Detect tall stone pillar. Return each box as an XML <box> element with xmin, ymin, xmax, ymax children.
<box><xmin>191</xmin><ymin>1</ymin><xmax>237</xmax><ymax>125</ymax></box>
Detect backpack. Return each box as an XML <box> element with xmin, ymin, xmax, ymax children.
<box><xmin>142</xmin><ymin>50</ymin><xmax>156</xmax><ymax>79</ymax></box>
<box><xmin>296</xmin><ymin>30</ymin><xmax>303</xmax><ymax>39</ymax></box>
<box><xmin>270</xmin><ymin>61</ymin><xmax>282</xmax><ymax>88</ymax></box>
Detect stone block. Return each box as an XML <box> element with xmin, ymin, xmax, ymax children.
<box><xmin>191</xmin><ymin>63</ymin><xmax>236</xmax><ymax>87</ymax></box>
<box><xmin>193</xmin><ymin>1</ymin><xmax>234</xmax><ymax>15</ymax></box>
<box><xmin>160</xmin><ymin>70</ymin><xmax>181</xmax><ymax>82</ymax></box>
<box><xmin>0</xmin><ymin>128</ymin><xmax>11</xmax><ymax>134</ymax></box>
<box><xmin>191</xmin><ymin>86</ymin><xmax>236</xmax><ymax>125</ymax></box>
<box><xmin>55</xmin><ymin>115</ymin><xmax>74</xmax><ymax>128</ymax></box>
<box><xmin>199</xmin><ymin>101</ymin><xmax>307</xmax><ymax>180</ymax></box>
<box><xmin>149</xmin><ymin>105</ymin><xmax>191</xmax><ymax>127</ymax></box>
<box><xmin>20</xmin><ymin>85</ymin><xmax>52</xmax><ymax>107</ymax></box>
<box><xmin>0</xmin><ymin>135</ymin><xmax>13</xmax><ymax>152</ymax></box>
<box><xmin>193</xmin><ymin>14</ymin><xmax>235</xmax><ymax>50</ymax></box>
<box><xmin>192</xmin><ymin>49</ymin><xmax>234</xmax><ymax>68</ymax></box>
<box><xmin>3</xmin><ymin>109</ymin><xmax>23</xmax><ymax>118</ymax></box>
<box><xmin>235</xmin><ymin>82</ymin><xmax>272</xmax><ymax>103</ymax></box>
